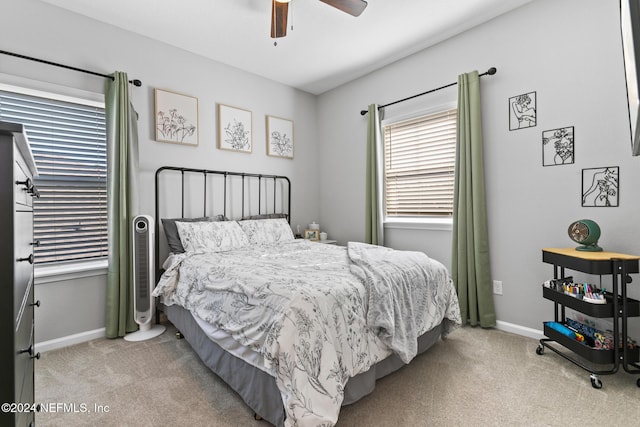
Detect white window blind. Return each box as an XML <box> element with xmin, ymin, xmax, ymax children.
<box><xmin>0</xmin><ymin>89</ymin><xmax>107</xmax><ymax>264</ymax></box>
<box><xmin>383</xmin><ymin>108</ymin><xmax>457</xmax><ymax>217</ymax></box>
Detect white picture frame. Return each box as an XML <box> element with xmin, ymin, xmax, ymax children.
<box><xmin>266</xmin><ymin>115</ymin><xmax>294</xmax><ymax>159</ymax></box>
<box><xmin>218</xmin><ymin>104</ymin><xmax>252</xmax><ymax>153</ymax></box>
<box><xmin>154</xmin><ymin>88</ymin><xmax>199</xmax><ymax>146</ymax></box>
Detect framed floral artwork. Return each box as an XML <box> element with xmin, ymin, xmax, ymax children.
<box><xmin>155</xmin><ymin>88</ymin><xmax>199</xmax><ymax>146</ymax></box>
<box><xmin>266</xmin><ymin>115</ymin><xmax>294</xmax><ymax>159</ymax></box>
<box><xmin>218</xmin><ymin>104</ymin><xmax>252</xmax><ymax>153</ymax></box>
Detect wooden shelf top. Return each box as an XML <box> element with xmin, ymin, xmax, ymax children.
<box><xmin>542</xmin><ymin>247</ymin><xmax>640</xmax><ymax>261</ymax></box>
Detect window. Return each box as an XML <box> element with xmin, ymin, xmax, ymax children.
<box><xmin>383</xmin><ymin>108</ymin><xmax>457</xmax><ymax>219</ymax></box>
<box><xmin>0</xmin><ymin>88</ymin><xmax>107</xmax><ymax>264</ymax></box>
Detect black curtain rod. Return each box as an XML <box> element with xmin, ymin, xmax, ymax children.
<box><xmin>360</xmin><ymin>67</ymin><xmax>497</xmax><ymax>116</ymax></box>
<box><xmin>0</xmin><ymin>49</ymin><xmax>142</xmax><ymax>87</ymax></box>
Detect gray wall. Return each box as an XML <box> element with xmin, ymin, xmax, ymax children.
<box><xmin>2</xmin><ymin>0</ymin><xmax>320</xmax><ymax>346</ymax></box>
<box><xmin>317</xmin><ymin>0</ymin><xmax>640</xmax><ymax>335</ymax></box>
<box><xmin>3</xmin><ymin>0</ymin><xmax>640</xmax><ymax>346</ymax></box>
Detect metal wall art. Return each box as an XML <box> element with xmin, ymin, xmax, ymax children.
<box><xmin>542</xmin><ymin>126</ymin><xmax>574</xmax><ymax>166</ymax></box>
<box><xmin>581</xmin><ymin>166</ymin><xmax>619</xmax><ymax>207</ymax></box>
<box><xmin>509</xmin><ymin>91</ymin><xmax>537</xmax><ymax>130</ymax></box>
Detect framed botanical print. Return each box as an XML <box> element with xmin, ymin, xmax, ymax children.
<box><xmin>154</xmin><ymin>88</ymin><xmax>199</xmax><ymax>146</ymax></box>
<box><xmin>218</xmin><ymin>104</ymin><xmax>252</xmax><ymax>153</ymax></box>
<box><xmin>266</xmin><ymin>115</ymin><xmax>294</xmax><ymax>159</ymax></box>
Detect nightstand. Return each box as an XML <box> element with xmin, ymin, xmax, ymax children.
<box><xmin>312</xmin><ymin>239</ymin><xmax>337</xmax><ymax>245</ymax></box>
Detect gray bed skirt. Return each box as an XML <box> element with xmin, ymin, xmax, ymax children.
<box><xmin>164</xmin><ymin>303</ymin><xmax>443</xmax><ymax>427</ymax></box>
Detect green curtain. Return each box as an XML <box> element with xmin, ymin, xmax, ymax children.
<box><xmin>105</xmin><ymin>72</ymin><xmax>140</xmax><ymax>338</ymax></box>
<box><xmin>451</xmin><ymin>71</ymin><xmax>496</xmax><ymax>328</ymax></box>
<box><xmin>365</xmin><ymin>104</ymin><xmax>384</xmax><ymax>245</ymax></box>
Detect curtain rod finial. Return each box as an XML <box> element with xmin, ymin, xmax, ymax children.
<box><xmin>130</xmin><ymin>79</ymin><xmax>142</xmax><ymax>87</ymax></box>
<box><xmin>360</xmin><ymin>109</ymin><xmax>368</xmax><ymax>116</ymax></box>
<box><xmin>487</xmin><ymin>67</ymin><xmax>497</xmax><ymax>75</ymax></box>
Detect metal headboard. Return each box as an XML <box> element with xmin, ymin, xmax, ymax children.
<box><xmin>154</xmin><ymin>166</ymin><xmax>291</xmax><ymax>283</ymax></box>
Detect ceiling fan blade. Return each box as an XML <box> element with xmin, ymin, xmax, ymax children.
<box><xmin>271</xmin><ymin>0</ymin><xmax>288</xmax><ymax>38</ymax></box>
<box><xmin>320</xmin><ymin>0</ymin><xmax>368</xmax><ymax>17</ymax></box>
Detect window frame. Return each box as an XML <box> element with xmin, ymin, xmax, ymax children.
<box><xmin>380</xmin><ymin>102</ymin><xmax>457</xmax><ymax>231</ymax></box>
<box><xmin>0</xmin><ymin>77</ymin><xmax>108</xmax><ymax>281</ymax></box>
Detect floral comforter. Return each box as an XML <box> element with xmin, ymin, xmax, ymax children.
<box><xmin>152</xmin><ymin>240</ymin><xmax>461</xmax><ymax>427</ymax></box>
<box><xmin>347</xmin><ymin>242</ymin><xmax>461</xmax><ymax>363</ymax></box>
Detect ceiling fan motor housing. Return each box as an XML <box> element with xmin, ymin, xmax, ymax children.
<box><xmin>271</xmin><ymin>0</ymin><xmax>367</xmax><ymax>39</ymax></box>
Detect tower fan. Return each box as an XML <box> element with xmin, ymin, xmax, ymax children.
<box><xmin>124</xmin><ymin>215</ymin><xmax>166</xmax><ymax>342</ymax></box>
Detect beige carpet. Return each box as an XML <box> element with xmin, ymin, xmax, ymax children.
<box><xmin>36</xmin><ymin>323</ymin><xmax>640</xmax><ymax>427</ymax></box>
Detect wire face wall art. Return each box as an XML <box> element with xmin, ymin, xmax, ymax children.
<box><xmin>581</xmin><ymin>166</ymin><xmax>619</xmax><ymax>207</ymax></box>
<box><xmin>507</xmin><ymin>87</ymin><xmax>620</xmax><ymax>209</ymax></box>
<box><xmin>542</xmin><ymin>126</ymin><xmax>574</xmax><ymax>166</ymax></box>
<box><xmin>509</xmin><ymin>91</ymin><xmax>537</xmax><ymax>130</ymax></box>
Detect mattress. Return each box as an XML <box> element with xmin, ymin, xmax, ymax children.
<box><xmin>191</xmin><ymin>311</ymin><xmax>273</xmax><ymax>375</ymax></box>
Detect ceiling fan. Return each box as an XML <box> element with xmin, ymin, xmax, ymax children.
<box><xmin>271</xmin><ymin>0</ymin><xmax>368</xmax><ymax>39</ymax></box>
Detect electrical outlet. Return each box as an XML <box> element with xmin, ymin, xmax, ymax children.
<box><xmin>493</xmin><ymin>280</ymin><xmax>503</xmax><ymax>295</ymax></box>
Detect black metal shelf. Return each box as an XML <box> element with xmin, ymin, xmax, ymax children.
<box><xmin>542</xmin><ymin>286</ymin><xmax>640</xmax><ymax>318</ymax></box>
<box><xmin>543</xmin><ymin>322</ymin><xmax>639</xmax><ymax>365</ymax></box>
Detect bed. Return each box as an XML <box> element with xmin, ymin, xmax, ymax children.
<box><xmin>151</xmin><ymin>166</ymin><xmax>462</xmax><ymax>427</ymax></box>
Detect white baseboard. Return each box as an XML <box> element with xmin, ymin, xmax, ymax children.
<box><xmin>33</xmin><ymin>322</ymin><xmax>542</xmax><ymax>353</ymax></box>
<box><xmin>35</xmin><ymin>328</ymin><xmax>105</xmax><ymax>353</ymax></box>
<box><xmin>495</xmin><ymin>320</ymin><xmax>544</xmax><ymax>340</ymax></box>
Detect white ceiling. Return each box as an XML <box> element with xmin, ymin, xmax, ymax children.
<box><xmin>40</xmin><ymin>0</ymin><xmax>534</xmax><ymax>95</ymax></box>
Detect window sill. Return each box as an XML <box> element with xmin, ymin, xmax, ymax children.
<box><xmin>384</xmin><ymin>217</ymin><xmax>453</xmax><ymax>231</ymax></box>
<box><xmin>34</xmin><ymin>259</ymin><xmax>108</xmax><ymax>285</ymax></box>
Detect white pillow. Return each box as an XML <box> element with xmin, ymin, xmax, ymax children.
<box><xmin>176</xmin><ymin>220</ymin><xmax>249</xmax><ymax>252</ymax></box>
<box><xmin>238</xmin><ymin>218</ymin><xmax>294</xmax><ymax>246</ymax></box>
